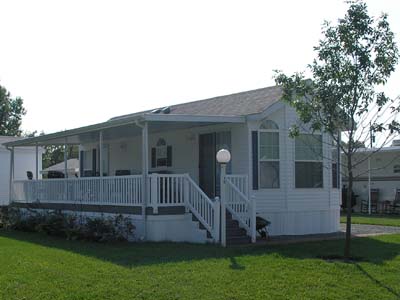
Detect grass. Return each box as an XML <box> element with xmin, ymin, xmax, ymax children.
<box><xmin>341</xmin><ymin>213</ymin><xmax>400</xmax><ymax>227</ymax></box>
<box><xmin>0</xmin><ymin>230</ymin><xmax>399</xmax><ymax>299</ymax></box>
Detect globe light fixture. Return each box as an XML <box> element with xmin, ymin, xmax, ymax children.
<box><xmin>216</xmin><ymin>149</ymin><xmax>231</xmax><ymax>164</ymax></box>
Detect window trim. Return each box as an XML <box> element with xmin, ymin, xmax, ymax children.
<box><xmin>294</xmin><ymin>133</ymin><xmax>324</xmax><ymax>189</ymax></box>
<box><xmin>258</xmin><ymin>122</ymin><xmax>280</xmax><ymax>189</ymax></box>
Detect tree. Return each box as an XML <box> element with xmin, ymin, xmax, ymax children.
<box><xmin>0</xmin><ymin>84</ymin><xmax>26</xmax><ymax>136</ymax></box>
<box><xmin>23</xmin><ymin>131</ymin><xmax>79</xmax><ymax>169</ymax></box>
<box><xmin>42</xmin><ymin>145</ymin><xmax>79</xmax><ymax>169</ymax></box>
<box><xmin>274</xmin><ymin>0</ymin><xmax>399</xmax><ymax>259</ymax></box>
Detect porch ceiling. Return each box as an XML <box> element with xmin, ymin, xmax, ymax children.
<box><xmin>4</xmin><ymin>115</ymin><xmax>244</xmax><ymax>147</ymax></box>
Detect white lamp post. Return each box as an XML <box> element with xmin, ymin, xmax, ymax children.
<box><xmin>216</xmin><ymin>149</ymin><xmax>231</xmax><ymax>247</ymax></box>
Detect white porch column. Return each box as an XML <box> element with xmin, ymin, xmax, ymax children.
<box><xmin>35</xmin><ymin>143</ymin><xmax>39</xmax><ymax>180</ymax></box>
<box><xmin>142</xmin><ymin>122</ymin><xmax>149</xmax><ymax>238</ymax></box>
<box><xmin>142</xmin><ymin>122</ymin><xmax>149</xmax><ymax>200</ymax></box>
<box><xmin>99</xmin><ymin>131</ymin><xmax>103</xmax><ymax>177</ymax></box>
<box><xmin>9</xmin><ymin>147</ymin><xmax>14</xmax><ymax>202</ymax></box>
<box><xmin>64</xmin><ymin>140</ymin><xmax>68</xmax><ymax>178</ymax></box>
<box><xmin>64</xmin><ymin>139</ymin><xmax>68</xmax><ymax>201</ymax></box>
<box><xmin>99</xmin><ymin>131</ymin><xmax>104</xmax><ymax>203</ymax></box>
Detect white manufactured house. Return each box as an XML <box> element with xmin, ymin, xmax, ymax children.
<box><xmin>0</xmin><ymin>136</ymin><xmax>43</xmax><ymax>206</ymax></box>
<box><xmin>5</xmin><ymin>86</ymin><xmax>340</xmax><ymax>245</ymax></box>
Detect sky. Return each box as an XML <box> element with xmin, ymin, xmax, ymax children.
<box><xmin>0</xmin><ymin>0</ymin><xmax>399</xmax><ymax>135</ymax></box>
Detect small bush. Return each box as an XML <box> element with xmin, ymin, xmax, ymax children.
<box><xmin>82</xmin><ymin>217</ymin><xmax>116</xmax><ymax>242</ymax></box>
<box><xmin>0</xmin><ymin>206</ymin><xmax>10</xmax><ymax>228</ymax></box>
<box><xmin>36</xmin><ymin>211</ymin><xmax>75</xmax><ymax>238</ymax></box>
<box><xmin>6</xmin><ymin>208</ymin><xmax>45</xmax><ymax>232</ymax></box>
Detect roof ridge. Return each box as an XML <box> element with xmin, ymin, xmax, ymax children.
<box><xmin>167</xmin><ymin>85</ymin><xmax>279</xmax><ymax>109</ymax></box>
<box><xmin>109</xmin><ymin>85</ymin><xmax>280</xmax><ymax>121</ymax></box>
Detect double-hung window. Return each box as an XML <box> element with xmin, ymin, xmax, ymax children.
<box><xmin>295</xmin><ymin>134</ymin><xmax>323</xmax><ymax>188</ymax></box>
<box><xmin>259</xmin><ymin>120</ymin><xmax>280</xmax><ymax>188</ymax></box>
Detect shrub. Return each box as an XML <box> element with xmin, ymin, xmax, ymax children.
<box><xmin>81</xmin><ymin>215</ymin><xmax>135</xmax><ymax>242</ymax></box>
<box><xmin>81</xmin><ymin>217</ymin><xmax>116</xmax><ymax>242</ymax></box>
<box><xmin>0</xmin><ymin>206</ymin><xmax>10</xmax><ymax>228</ymax></box>
<box><xmin>2</xmin><ymin>208</ymin><xmax>136</xmax><ymax>243</ymax></box>
<box><xmin>6</xmin><ymin>208</ymin><xmax>44</xmax><ymax>232</ymax></box>
<box><xmin>36</xmin><ymin>211</ymin><xmax>77</xmax><ymax>238</ymax></box>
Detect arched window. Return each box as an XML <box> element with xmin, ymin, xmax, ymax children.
<box><xmin>260</xmin><ymin>119</ymin><xmax>279</xmax><ymax>130</ymax></box>
<box><xmin>156</xmin><ymin>138</ymin><xmax>166</xmax><ymax>147</ymax></box>
<box><xmin>258</xmin><ymin>120</ymin><xmax>280</xmax><ymax>188</ymax></box>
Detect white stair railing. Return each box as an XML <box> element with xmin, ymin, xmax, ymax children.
<box><xmin>225</xmin><ymin>175</ymin><xmax>256</xmax><ymax>243</ymax></box>
<box><xmin>185</xmin><ymin>174</ymin><xmax>220</xmax><ymax>242</ymax></box>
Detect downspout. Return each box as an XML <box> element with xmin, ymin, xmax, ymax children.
<box><xmin>6</xmin><ymin>146</ymin><xmax>14</xmax><ymax>204</ymax></box>
<box><xmin>135</xmin><ymin>119</ymin><xmax>148</xmax><ymax>241</ymax></box>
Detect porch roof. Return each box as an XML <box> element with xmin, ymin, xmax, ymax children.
<box><xmin>3</xmin><ymin>114</ymin><xmax>245</xmax><ymax>147</ymax></box>
<box><xmin>4</xmin><ymin>85</ymin><xmax>283</xmax><ymax>147</ymax></box>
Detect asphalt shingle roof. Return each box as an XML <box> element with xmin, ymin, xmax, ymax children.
<box><xmin>110</xmin><ymin>85</ymin><xmax>282</xmax><ymax>121</ymax></box>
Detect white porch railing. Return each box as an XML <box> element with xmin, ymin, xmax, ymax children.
<box><xmin>225</xmin><ymin>174</ymin><xmax>256</xmax><ymax>243</ymax></box>
<box><xmin>148</xmin><ymin>174</ymin><xmax>186</xmax><ymax>210</ymax></box>
<box><xmin>12</xmin><ymin>175</ymin><xmax>143</xmax><ymax>206</ymax></box>
<box><xmin>148</xmin><ymin>173</ymin><xmax>220</xmax><ymax>242</ymax></box>
<box><xmin>12</xmin><ymin>173</ymin><xmax>221</xmax><ymax>242</ymax></box>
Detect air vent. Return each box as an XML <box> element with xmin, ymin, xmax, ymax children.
<box><xmin>151</xmin><ymin>108</ymin><xmax>162</xmax><ymax>114</ymax></box>
<box><xmin>161</xmin><ymin>106</ymin><xmax>170</xmax><ymax>114</ymax></box>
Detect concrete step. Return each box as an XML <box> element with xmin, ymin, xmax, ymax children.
<box><xmin>190</xmin><ymin>213</ymin><xmax>213</xmax><ymax>239</ymax></box>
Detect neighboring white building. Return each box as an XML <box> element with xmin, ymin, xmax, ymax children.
<box><xmin>342</xmin><ymin>142</ymin><xmax>400</xmax><ymax>211</ymax></box>
<box><xmin>5</xmin><ymin>86</ymin><xmax>341</xmax><ymax>244</ymax></box>
<box><xmin>0</xmin><ymin>136</ymin><xmax>43</xmax><ymax>205</ymax></box>
<box><xmin>41</xmin><ymin>158</ymin><xmax>79</xmax><ymax>178</ymax></box>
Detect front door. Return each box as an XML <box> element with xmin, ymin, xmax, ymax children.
<box><xmin>199</xmin><ymin>133</ymin><xmax>216</xmax><ymax>198</ymax></box>
<box><xmin>199</xmin><ymin>132</ymin><xmax>231</xmax><ymax>198</ymax></box>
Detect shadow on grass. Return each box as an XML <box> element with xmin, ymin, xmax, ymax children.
<box><xmin>354</xmin><ymin>263</ymin><xmax>400</xmax><ymax>298</ymax></box>
<box><xmin>229</xmin><ymin>257</ymin><xmax>245</xmax><ymax>270</ymax></box>
<box><xmin>0</xmin><ymin>229</ymin><xmax>399</xmax><ymax>269</ymax></box>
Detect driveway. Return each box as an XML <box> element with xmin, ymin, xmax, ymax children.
<box><xmin>257</xmin><ymin>223</ymin><xmax>400</xmax><ymax>245</ymax></box>
<box><xmin>340</xmin><ymin>223</ymin><xmax>400</xmax><ymax>236</ymax></box>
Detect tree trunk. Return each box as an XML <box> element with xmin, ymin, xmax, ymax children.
<box><xmin>344</xmin><ymin>155</ymin><xmax>353</xmax><ymax>260</ymax></box>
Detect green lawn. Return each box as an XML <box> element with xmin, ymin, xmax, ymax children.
<box><xmin>0</xmin><ymin>230</ymin><xmax>399</xmax><ymax>299</ymax></box>
<box><xmin>341</xmin><ymin>214</ymin><xmax>400</xmax><ymax>227</ymax></box>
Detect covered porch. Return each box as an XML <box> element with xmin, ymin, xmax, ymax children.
<box><xmin>5</xmin><ymin>113</ymin><xmax>256</xmax><ymax>244</ymax></box>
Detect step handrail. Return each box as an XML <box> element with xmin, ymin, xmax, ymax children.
<box><xmin>185</xmin><ymin>174</ymin><xmax>220</xmax><ymax>242</ymax></box>
<box><xmin>185</xmin><ymin>175</ymin><xmax>215</xmax><ymax>207</ymax></box>
<box><xmin>224</xmin><ymin>176</ymin><xmax>256</xmax><ymax>242</ymax></box>
<box><xmin>225</xmin><ymin>178</ymin><xmax>250</xmax><ymax>205</ymax></box>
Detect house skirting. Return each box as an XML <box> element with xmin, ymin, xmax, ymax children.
<box><xmin>11</xmin><ymin>203</ymin><xmax>210</xmax><ymax>244</ymax></box>
<box><xmin>12</xmin><ymin>202</ymin><xmax>188</xmax><ymax>216</ymax></box>
<box><xmin>258</xmin><ymin>209</ymin><xmax>340</xmax><ymax>236</ymax></box>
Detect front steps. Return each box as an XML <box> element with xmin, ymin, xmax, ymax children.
<box><xmin>226</xmin><ymin>211</ymin><xmax>251</xmax><ymax>245</ymax></box>
<box><xmin>190</xmin><ymin>210</ymin><xmax>252</xmax><ymax>245</ymax></box>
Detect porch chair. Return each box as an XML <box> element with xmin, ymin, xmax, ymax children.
<box><xmin>389</xmin><ymin>189</ymin><xmax>400</xmax><ymax>214</ymax></box>
<box><xmin>360</xmin><ymin>188</ymin><xmax>379</xmax><ymax>213</ymax></box>
<box><xmin>26</xmin><ymin>171</ymin><xmax>33</xmax><ymax>180</ymax></box>
<box><xmin>115</xmin><ymin>170</ymin><xmax>131</xmax><ymax>176</ymax></box>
